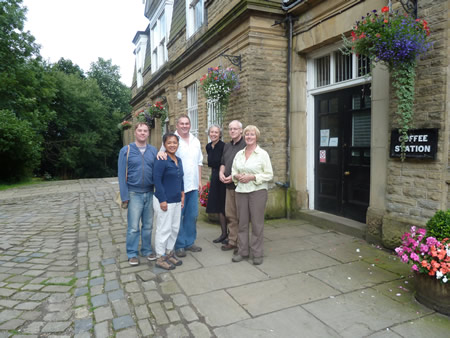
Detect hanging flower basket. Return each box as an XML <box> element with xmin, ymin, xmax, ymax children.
<box><xmin>199</xmin><ymin>181</ymin><xmax>210</xmax><ymax>207</ymax></box>
<box><xmin>342</xmin><ymin>6</ymin><xmax>432</xmax><ymax>160</ymax></box>
<box><xmin>134</xmin><ymin>101</ymin><xmax>167</xmax><ymax>130</ymax></box>
<box><xmin>200</xmin><ymin>67</ymin><xmax>240</xmax><ymax>120</ymax></box>
<box><xmin>117</xmin><ymin>120</ymin><xmax>132</xmax><ymax>131</ymax></box>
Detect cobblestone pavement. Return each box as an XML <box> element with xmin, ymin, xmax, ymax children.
<box><xmin>1</xmin><ymin>178</ymin><xmax>450</xmax><ymax>337</ymax></box>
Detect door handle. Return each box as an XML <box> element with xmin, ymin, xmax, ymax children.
<box><xmin>344</xmin><ymin>171</ymin><xmax>351</xmax><ymax>176</ymax></box>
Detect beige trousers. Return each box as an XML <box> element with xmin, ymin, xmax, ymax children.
<box><xmin>225</xmin><ymin>189</ymin><xmax>238</xmax><ymax>246</ymax></box>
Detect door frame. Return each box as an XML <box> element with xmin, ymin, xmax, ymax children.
<box><xmin>305</xmin><ymin>45</ymin><xmax>371</xmax><ymax>211</ymax></box>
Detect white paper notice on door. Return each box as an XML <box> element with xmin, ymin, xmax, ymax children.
<box><xmin>328</xmin><ymin>137</ymin><xmax>338</xmax><ymax>147</ymax></box>
<box><xmin>320</xmin><ymin>129</ymin><xmax>330</xmax><ymax>147</ymax></box>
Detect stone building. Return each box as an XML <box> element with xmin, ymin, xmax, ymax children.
<box><xmin>128</xmin><ymin>0</ymin><xmax>449</xmax><ymax>248</ymax></box>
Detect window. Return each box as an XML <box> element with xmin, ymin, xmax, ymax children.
<box><xmin>187</xmin><ymin>82</ymin><xmax>199</xmax><ymax>137</ymax></box>
<box><xmin>207</xmin><ymin>100</ymin><xmax>222</xmax><ymax>128</ymax></box>
<box><xmin>133</xmin><ymin>34</ymin><xmax>147</xmax><ymax>88</ymax></box>
<box><xmin>313</xmin><ymin>51</ymin><xmax>370</xmax><ymax>88</ymax></box>
<box><xmin>186</xmin><ymin>0</ymin><xmax>204</xmax><ymax>37</ymax></box>
<box><xmin>150</xmin><ymin>10</ymin><xmax>168</xmax><ymax>73</ymax></box>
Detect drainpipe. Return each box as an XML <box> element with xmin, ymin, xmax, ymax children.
<box><xmin>285</xmin><ymin>13</ymin><xmax>293</xmax><ymax>219</ymax></box>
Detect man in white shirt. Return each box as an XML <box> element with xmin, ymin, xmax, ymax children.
<box><xmin>160</xmin><ymin>114</ymin><xmax>203</xmax><ymax>257</ymax></box>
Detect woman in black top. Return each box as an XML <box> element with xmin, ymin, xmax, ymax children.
<box><xmin>206</xmin><ymin>125</ymin><xmax>227</xmax><ymax>243</ymax></box>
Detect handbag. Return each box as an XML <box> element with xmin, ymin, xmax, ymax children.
<box><xmin>116</xmin><ymin>145</ymin><xmax>130</xmax><ymax>209</ymax></box>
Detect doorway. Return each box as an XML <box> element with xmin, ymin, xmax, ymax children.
<box><xmin>314</xmin><ymin>85</ymin><xmax>371</xmax><ymax>222</ymax></box>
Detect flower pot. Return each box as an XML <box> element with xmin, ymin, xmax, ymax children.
<box><xmin>414</xmin><ymin>272</ymin><xmax>450</xmax><ymax>315</ymax></box>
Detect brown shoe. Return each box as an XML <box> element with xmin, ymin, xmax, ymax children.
<box><xmin>221</xmin><ymin>243</ymin><xmax>237</xmax><ymax>251</ymax></box>
<box><xmin>167</xmin><ymin>252</ymin><xmax>182</xmax><ymax>266</ymax></box>
<box><xmin>128</xmin><ymin>257</ymin><xmax>139</xmax><ymax>266</ymax></box>
<box><xmin>156</xmin><ymin>256</ymin><xmax>175</xmax><ymax>270</ymax></box>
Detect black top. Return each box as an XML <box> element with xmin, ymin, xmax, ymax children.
<box><xmin>205</xmin><ymin>140</ymin><xmax>226</xmax><ymax>214</ymax></box>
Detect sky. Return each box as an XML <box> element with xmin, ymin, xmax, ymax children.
<box><xmin>23</xmin><ymin>0</ymin><xmax>149</xmax><ymax>86</ymax></box>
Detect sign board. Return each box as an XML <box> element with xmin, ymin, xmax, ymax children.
<box><xmin>390</xmin><ymin>128</ymin><xmax>438</xmax><ymax>159</ymax></box>
<box><xmin>319</xmin><ymin>150</ymin><xmax>326</xmax><ymax>163</ymax></box>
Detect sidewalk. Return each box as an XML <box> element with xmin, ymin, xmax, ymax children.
<box><xmin>0</xmin><ymin>178</ymin><xmax>449</xmax><ymax>337</ymax></box>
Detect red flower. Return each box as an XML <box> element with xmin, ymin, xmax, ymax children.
<box><xmin>381</xmin><ymin>6</ymin><xmax>389</xmax><ymax>13</ymax></box>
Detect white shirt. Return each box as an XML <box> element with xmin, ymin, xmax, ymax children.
<box><xmin>161</xmin><ymin>131</ymin><xmax>203</xmax><ymax>193</ymax></box>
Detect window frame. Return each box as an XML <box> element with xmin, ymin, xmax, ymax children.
<box><xmin>186</xmin><ymin>82</ymin><xmax>199</xmax><ymax>137</ymax></box>
<box><xmin>186</xmin><ymin>0</ymin><xmax>204</xmax><ymax>38</ymax></box>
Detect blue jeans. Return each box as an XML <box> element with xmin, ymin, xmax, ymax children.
<box><xmin>127</xmin><ymin>191</ymin><xmax>154</xmax><ymax>259</ymax></box>
<box><xmin>175</xmin><ymin>190</ymin><xmax>198</xmax><ymax>250</ymax></box>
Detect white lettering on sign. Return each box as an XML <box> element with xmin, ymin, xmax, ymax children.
<box><xmin>398</xmin><ymin>134</ymin><xmax>429</xmax><ymax>142</ymax></box>
<box><xmin>394</xmin><ymin>145</ymin><xmax>431</xmax><ymax>153</ymax></box>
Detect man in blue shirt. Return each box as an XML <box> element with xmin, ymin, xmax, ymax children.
<box><xmin>118</xmin><ymin>123</ymin><xmax>157</xmax><ymax>265</ymax></box>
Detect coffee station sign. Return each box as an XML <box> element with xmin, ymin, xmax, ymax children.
<box><xmin>390</xmin><ymin>128</ymin><xmax>438</xmax><ymax>159</ymax></box>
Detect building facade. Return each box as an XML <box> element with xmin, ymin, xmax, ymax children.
<box><xmin>128</xmin><ymin>0</ymin><xmax>450</xmax><ymax>248</ymax></box>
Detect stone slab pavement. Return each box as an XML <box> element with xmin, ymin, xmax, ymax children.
<box><xmin>0</xmin><ymin>178</ymin><xmax>449</xmax><ymax>337</ymax></box>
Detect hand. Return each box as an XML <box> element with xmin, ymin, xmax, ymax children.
<box><xmin>160</xmin><ymin>201</ymin><xmax>168</xmax><ymax>211</ymax></box>
<box><xmin>223</xmin><ymin>175</ymin><xmax>232</xmax><ymax>184</ymax></box>
<box><xmin>157</xmin><ymin>151</ymin><xmax>167</xmax><ymax>160</ymax></box>
<box><xmin>219</xmin><ymin>171</ymin><xmax>225</xmax><ymax>182</ymax></box>
<box><xmin>238</xmin><ymin>173</ymin><xmax>255</xmax><ymax>183</ymax></box>
<box><xmin>121</xmin><ymin>201</ymin><xmax>129</xmax><ymax>209</ymax></box>
<box><xmin>181</xmin><ymin>200</ymin><xmax>184</xmax><ymax>209</ymax></box>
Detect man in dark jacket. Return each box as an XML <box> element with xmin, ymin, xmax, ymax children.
<box><xmin>118</xmin><ymin>123</ymin><xmax>157</xmax><ymax>265</ymax></box>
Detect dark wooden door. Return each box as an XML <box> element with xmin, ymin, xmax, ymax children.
<box><xmin>315</xmin><ymin>85</ymin><xmax>371</xmax><ymax>223</ymax></box>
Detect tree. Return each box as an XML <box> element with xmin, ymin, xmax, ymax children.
<box><xmin>53</xmin><ymin>58</ymin><xmax>85</xmax><ymax>78</ymax></box>
<box><xmin>0</xmin><ymin>0</ymin><xmax>56</xmax><ymax>182</ymax></box>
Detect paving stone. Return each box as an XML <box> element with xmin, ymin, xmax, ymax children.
<box><xmin>112</xmin><ymin>299</ymin><xmax>131</xmax><ymax>317</ymax></box>
<box><xmin>44</xmin><ymin>311</ymin><xmax>72</xmax><ymax>321</ymax></box>
<box><xmin>144</xmin><ymin>291</ymin><xmax>163</xmax><ymax>303</ymax></box>
<box><xmin>180</xmin><ymin>306</ymin><xmax>199</xmax><ymax>322</ymax></box>
<box><xmin>90</xmin><ymin>269</ymin><xmax>102</xmax><ymax>278</ymax></box>
<box><xmin>91</xmin><ymin>294</ymin><xmax>108</xmax><ymax>308</ymax></box>
<box><xmin>0</xmin><ymin>300</ymin><xmax>19</xmax><ymax>308</ymax></box>
<box><xmin>115</xmin><ymin>328</ymin><xmax>139</xmax><ymax>338</ymax></box>
<box><xmin>19</xmin><ymin>310</ymin><xmax>41</xmax><ymax>320</ymax></box>
<box><xmin>120</xmin><ymin>274</ymin><xmax>136</xmax><ymax>283</ymax></box>
<box><xmin>0</xmin><ymin>318</ymin><xmax>25</xmax><ymax>330</ymax></box>
<box><xmin>94</xmin><ymin>306</ymin><xmax>113</xmax><ymax>322</ymax></box>
<box><xmin>134</xmin><ymin>304</ymin><xmax>150</xmax><ymax>320</ymax></box>
<box><xmin>188</xmin><ymin>321</ymin><xmax>211</xmax><ymax>338</ymax></box>
<box><xmin>14</xmin><ymin>301</ymin><xmax>40</xmax><ymax>310</ymax></box>
<box><xmin>75</xmin><ymin>295</ymin><xmax>88</xmax><ymax>307</ymax></box>
<box><xmin>141</xmin><ymin>280</ymin><xmax>157</xmax><ymax>290</ymax></box>
<box><xmin>75</xmin><ymin>271</ymin><xmax>89</xmax><ymax>278</ymax></box>
<box><xmin>29</xmin><ymin>292</ymin><xmax>50</xmax><ymax>301</ymax></box>
<box><xmin>41</xmin><ymin>285</ymin><xmax>72</xmax><ymax>293</ymax></box>
<box><xmin>74</xmin><ymin>318</ymin><xmax>93</xmax><ymax>334</ymax></box>
<box><xmin>46</xmin><ymin>301</ymin><xmax>71</xmax><ymax>312</ymax></box>
<box><xmin>90</xmin><ymin>277</ymin><xmax>104</xmax><ymax>286</ymax></box>
<box><xmin>137</xmin><ymin>319</ymin><xmax>154</xmax><ymax>336</ymax></box>
<box><xmin>5</xmin><ymin>275</ymin><xmax>32</xmax><ymax>283</ymax></box>
<box><xmin>166</xmin><ymin>323</ymin><xmax>189</xmax><ymax>337</ymax></box>
<box><xmin>104</xmin><ymin>280</ymin><xmax>120</xmax><ymax>292</ymax></box>
<box><xmin>125</xmin><ymin>281</ymin><xmax>140</xmax><ymax>293</ymax></box>
<box><xmin>101</xmin><ymin>258</ymin><xmax>115</xmax><ymax>266</ymax></box>
<box><xmin>171</xmin><ymin>293</ymin><xmax>188</xmax><ymax>307</ymax></box>
<box><xmin>46</xmin><ymin>277</ymin><xmax>73</xmax><ymax>285</ymax></box>
<box><xmin>0</xmin><ymin>289</ymin><xmax>15</xmax><ymax>297</ymax></box>
<box><xmin>167</xmin><ymin>309</ymin><xmax>181</xmax><ymax>322</ymax></box>
<box><xmin>48</xmin><ymin>293</ymin><xmax>71</xmax><ymax>303</ymax></box>
<box><xmin>74</xmin><ymin>332</ymin><xmax>91</xmax><ymax>338</ymax></box>
<box><xmin>129</xmin><ymin>293</ymin><xmax>146</xmax><ymax>306</ymax></box>
<box><xmin>160</xmin><ymin>280</ymin><xmax>181</xmax><ymax>294</ymax></box>
<box><xmin>104</xmin><ymin>272</ymin><xmax>117</xmax><ymax>281</ymax></box>
<box><xmin>94</xmin><ymin>321</ymin><xmax>109</xmax><ymax>338</ymax></box>
<box><xmin>41</xmin><ymin>321</ymin><xmax>71</xmax><ymax>333</ymax></box>
<box><xmin>90</xmin><ymin>284</ymin><xmax>104</xmax><ymax>296</ymax></box>
<box><xmin>23</xmin><ymin>270</ymin><xmax>45</xmax><ymax>277</ymax></box>
<box><xmin>108</xmin><ymin>289</ymin><xmax>124</xmax><ymax>301</ymax></box>
<box><xmin>136</xmin><ymin>270</ymin><xmax>156</xmax><ymax>281</ymax></box>
<box><xmin>112</xmin><ymin>315</ymin><xmax>135</xmax><ymax>330</ymax></box>
<box><xmin>74</xmin><ymin>307</ymin><xmax>90</xmax><ymax>319</ymax></box>
<box><xmin>149</xmin><ymin>302</ymin><xmax>169</xmax><ymax>325</ymax></box>
<box><xmin>22</xmin><ymin>284</ymin><xmax>45</xmax><ymax>291</ymax></box>
<box><xmin>0</xmin><ymin>309</ymin><xmax>22</xmax><ymax>323</ymax></box>
<box><xmin>23</xmin><ymin>321</ymin><xmax>46</xmax><ymax>334</ymax></box>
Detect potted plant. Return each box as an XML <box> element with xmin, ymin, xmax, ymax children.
<box><xmin>342</xmin><ymin>6</ymin><xmax>432</xmax><ymax>160</ymax></box>
<box><xmin>200</xmin><ymin>66</ymin><xmax>240</xmax><ymax>121</ymax></box>
<box><xmin>117</xmin><ymin>120</ymin><xmax>132</xmax><ymax>131</ymax></box>
<box><xmin>395</xmin><ymin>210</ymin><xmax>450</xmax><ymax>314</ymax></box>
<box><xmin>199</xmin><ymin>181</ymin><xmax>210</xmax><ymax>208</ymax></box>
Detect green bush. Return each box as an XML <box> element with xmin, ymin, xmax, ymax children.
<box><xmin>0</xmin><ymin>109</ymin><xmax>41</xmax><ymax>182</ymax></box>
<box><xmin>426</xmin><ymin>210</ymin><xmax>450</xmax><ymax>240</ymax></box>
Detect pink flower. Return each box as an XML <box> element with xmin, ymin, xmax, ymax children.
<box><xmin>410</xmin><ymin>252</ymin><xmax>420</xmax><ymax>262</ymax></box>
<box><xmin>411</xmin><ymin>264</ymin><xmax>419</xmax><ymax>271</ymax></box>
<box><xmin>401</xmin><ymin>254</ymin><xmax>409</xmax><ymax>263</ymax></box>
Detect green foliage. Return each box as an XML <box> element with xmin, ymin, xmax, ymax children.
<box><xmin>426</xmin><ymin>210</ymin><xmax>450</xmax><ymax>241</ymax></box>
<box><xmin>0</xmin><ymin>110</ymin><xmax>41</xmax><ymax>182</ymax></box>
<box><xmin>342</xmin><ymin>7</ymin><xmax>431</xmax><ymax>160</ymax></box>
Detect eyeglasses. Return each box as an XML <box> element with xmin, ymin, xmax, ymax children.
<box><xmin>228</xmin><ymin>128</ymin><xmax>241</xmax><ymax>131</ymax></box>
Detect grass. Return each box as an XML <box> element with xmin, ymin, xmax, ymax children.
<box><xmin>0</xmin><ymin>177</ymin><xmax>45</xmax><ymax>191</ymax></box>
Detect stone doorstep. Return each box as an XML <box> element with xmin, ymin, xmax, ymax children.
<box><xmin>296</xmin><ymin>210</ymin><xmax>367</xmax><ymax>239</ymax></box>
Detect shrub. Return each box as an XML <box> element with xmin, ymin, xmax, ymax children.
<box><xmin>426</xmin><ymin>210</ymin><xmax>450</xmax><ymax>241</ymax></box>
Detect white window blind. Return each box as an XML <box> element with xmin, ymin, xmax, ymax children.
<box><xmin>187</xmin><ymin>82</ymin><xmax>198</xmax><ymax>137</ymax></box>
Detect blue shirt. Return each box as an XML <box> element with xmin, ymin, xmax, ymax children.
<box><xmin>154</xmin><ymin>156</ymin><xmax>184</xmax><ymax>203</ymax></box>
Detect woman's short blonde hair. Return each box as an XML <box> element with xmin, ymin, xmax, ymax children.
<box><xmin>243</xmin><ymin>125</ymin><xmax>260</xmax><ymax>140</ymax></box>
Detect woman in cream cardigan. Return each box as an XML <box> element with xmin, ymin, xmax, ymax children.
<box><xmin>231</xmin><ymin>125</ymin><xmax>273</xmax><ymax>265</ymax></box>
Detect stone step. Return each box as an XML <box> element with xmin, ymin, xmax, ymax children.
<box><xmin>295</xmin><ymin>210</ymin><xmax>367</xmax><ymax>239</ymax></box>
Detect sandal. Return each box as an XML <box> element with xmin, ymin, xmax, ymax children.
<box><xmin>156</xmin><ymin>256</ymin><xmax>175</xmax><ymax>270</ymax></box>
<box><xmin>167</xmin><ymin>252</ymin><xmax>182</xmax><ymax>266</ymax></box>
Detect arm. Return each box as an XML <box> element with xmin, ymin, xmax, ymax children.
<box><xmin>253</xmin><ymin>151</ymin><xmax>274</xmax><ymax>184</ymax></box>
<box><xmin>118</xmin><ymin>147</ymin><xmax>129</xmax><ymax>204</ymax></box>
<box><xmin>153</xmin><ymin>160</ymin><xmax>168</xmax><ymax>211</ymax></box>
<box><xmin>198</xmin><ymin>165</ymin><xmax>202</xmax><ymax>192</ymax></box>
